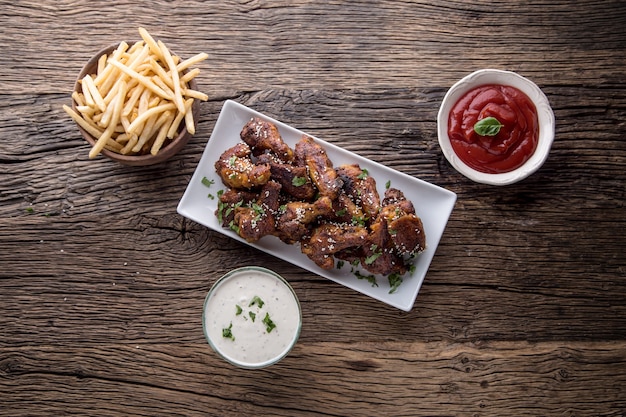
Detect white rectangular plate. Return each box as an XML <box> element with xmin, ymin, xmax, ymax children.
<box><xmin>178</xmin><ymin>100</ymin><xmax>456</xmax><ymax>311</ymax></box>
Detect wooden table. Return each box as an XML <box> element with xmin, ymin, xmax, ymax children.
<box><xmin>1</xmin><ymin>1</ymin><xmax>625</xmax><ymax>415</ymax></box>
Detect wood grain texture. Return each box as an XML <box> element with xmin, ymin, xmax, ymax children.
<box><xmin>1</xmin><ymin>0</ymin><xmax>625</xmax><ymax>416</ymax></box>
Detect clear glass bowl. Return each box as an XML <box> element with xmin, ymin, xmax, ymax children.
<box><xmin>202</xmin><ymin>266</ymin><xmax>302</xmax><ymax>369</ymax></box>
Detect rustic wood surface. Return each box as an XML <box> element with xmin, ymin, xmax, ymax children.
<box><xmin>1</xmin><ymin>1</ymin><xmax>625</xmax><ymax>416</ymax></box>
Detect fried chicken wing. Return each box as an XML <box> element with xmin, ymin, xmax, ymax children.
<box><xmin>234</xmin><ymin>180</ymin><xmax>282</xmax><ymax>242</ymax></box>
<box><xmin>294</xmin><ymin>135</ymin><xmax>343</xmax><ymax>200</ymax></box>
<box><xmin>216</xmin><ymin>188</ymin><xmax>259</xmax><ymax>227</ymax></box>
<box><xmin>301</xmin><ymin>223</ymin><xmax>368</xmax><ymax>270</ymax></box>
<box><xmin>380</xmin><ymin>188</ymin><xmax>426</xmax><ymax>255</ymax></box>
<box><xmin>274</xmin><ymin>196</ymin><xmax>334</xmax><ymax>244</ymax></box>
<box><xmin>215</xmin><ymin>143</ymin><xmax>271</xmax><ymax>189</ymax></box>
<box><xmin>336</xmin><ymin>164</ymin><xmax>380</xmax><ymax>224</ymax></box>
<box><xmin>240</xmin><ymin>117</ymin><xmax>294</xmax><ymax>162</ymax></box>
<box><xmin>256</xmin><ymin>153</ymin><xmax>316</xmax><ymax>200</ymax></box>
<box><xmin>360</xmin><ymin>218</ymin><xmax>407</xmax><ymax>276</ymax></box>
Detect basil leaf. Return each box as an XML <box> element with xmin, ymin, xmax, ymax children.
<box><xmin>474</xmin><ymin>117</ymin><xmax>503</xmax><ymax>136</ymax></box>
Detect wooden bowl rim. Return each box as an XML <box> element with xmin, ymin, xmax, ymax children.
<box><xmin>72</xmin><ymin>42</ymin><xmax>199</xmax><ymax>166</ymax></box>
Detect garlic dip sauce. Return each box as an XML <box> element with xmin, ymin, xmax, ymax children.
<box><xmin>203</xmin><ymin>266</ymin><xmax>302</xmax><ymax>369</ymax></box>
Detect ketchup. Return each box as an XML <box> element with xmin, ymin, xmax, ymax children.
<box><xmin>447</xmin><ymin>84</ymin><xmax>539</xmax><ymax>174</ymax></box>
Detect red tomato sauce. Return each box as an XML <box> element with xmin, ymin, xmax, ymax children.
<box><xmin>447</xmin><ymin>84</ymin><xmax>539</xmax><ymax>174</ymax></box>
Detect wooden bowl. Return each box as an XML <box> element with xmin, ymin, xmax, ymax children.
<box><xmin>72</xmin><ymin>43</ymin><xmax>200</xmax><ymax>166</ymax></box>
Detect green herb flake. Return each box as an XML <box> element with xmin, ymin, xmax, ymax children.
<box><xmin>228</xmin><ymin>220</ymin><xmax>240</xmax><ymax>234</ymax></box>
<box><xmin>385</xmin><ymin>180</ymin><xmax>391</xmax><ymax>189</ymax></box>
<box><xmin>228</xmin><ymin>155</ymin><xmax>237</xmax><ymax>166</ymax></box>
<box><xmin>249</xmin><ymin>295</ymin><xmax>265</xmax><ymax>308</ymax></box>
<box><xmin>25</xmin><ymin>207</ymin><xmax>34</xmax><ymax>213</ymax></box>
<box><xmin>354</xmin><ymin>271</ymin><xmax>378</xmax><ymax>287</ymax></box>
<box><xmin>249</xmin><ymin>311</ymin><xmax>256</xmax><ymax>322</ymax></box>
<box><xmin>388</xmin><ymin>273</ymin><xmax>403</xmax><ymax>294</ymax></box>
<box><xmin>292</xmin><ymin>176</ymin><xmax>307</xmax><ymax>187</ymax></box>
<box><xmin>474</xmin><ymin>117</ymin><xmax>504</xmax><ymax>136</ymax></box>
<box><xmin>357</xmin><ymin>169</ymin><xmax>369</xmax><ymax>180</ymax></box>
<box><xmin>252</xmin><ymin>203</ymin><xmax>265</xmax><ymax>216</ymax></box>
<box><xmin>201</xmin><ymin>176</ymin><xmax>215</xmax><ymax>188</ymax></box>
<box><xmin>222</xmin><ymin>322</ymin><xmax>235</xmax><ymax>340</ymax></box>
<box><xmin>336</xmin><ymin>260</ymin><xmax>345</xmax><ymax>269</ymax></box>
<box><xmin>235</xmin><ymin>305</ymin><xmax>243</xmax><ymax>315</ymax></box>
<box><xmin>262</xmin><ymin>312</ymin><xmax>276</xmax><ymax>333</ymax></box>
<box><xmin>335</xmin><ymin>208</ymin><xmax>347</xmax><ymax>217</ymax></box>
<box><xmin>351</xmin><ymin>215</ymin><xmax>366</xmax><ymax>226</ymax></box>
<box><xmin>364</xmin><ymin>252</ymin><xmax>382</xmax><ymax>265</ymax></box>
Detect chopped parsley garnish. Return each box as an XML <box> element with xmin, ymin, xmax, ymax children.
<box><xmin>388</xmin><ymin>273</ymin><xmax>403</xmax><ymax>294</ymax></box>
<box><xmin>354</xmin><ymin>271</ymin><xmax>378</xmax><ymax>287</ymax></box>
<box><xmin>222</xmin><ymin>322</ymin><xmax>235</xmax><ymax>340</ymax></box>
<box><xmin>201</xmin><ymin>176</ymin><xmax>215</xmax><ymax>187</ymax></box>
<box><xmin>351</xmin><ymin>215</ymin><xmax>366</xmax><ymax>226</ymax></box>
<box><xmin>249</xmin><ymin>295</ymin><xmax>265</xmax><ymax>308</ymax></box>
<box><xmin>262</xmin><ymin>312</ymin><xmax>276</xmax><ymax>333</ymax></box>
<box><xmin>252</xmin><ymin>203</ymin><xmax>265</xmax><ymax>217</ymax></box>
<box><xmin>292</xmin><ymin>176</ymin><xmax>307</xmax><ymax>187</ymax></box>
<box><xmin>364</xmin><ymin>252</ymin><xmax>382</xmax><ymax>265</ymax></box>
<box><xmin>228</xmin><ymin>220</ymin><xmax>239</xmax><ymax>234</ymax></box>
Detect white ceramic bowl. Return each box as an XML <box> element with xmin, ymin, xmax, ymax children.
<box><xmin>437</xmin><ymin>69</ymin><xmax>555</xmax><ymax>185</ymax></box>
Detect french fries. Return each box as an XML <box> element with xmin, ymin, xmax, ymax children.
<box><xmin>64</xmin><ymin>27</ymin><xmax>209</xmax><ymax>159</ymax></box>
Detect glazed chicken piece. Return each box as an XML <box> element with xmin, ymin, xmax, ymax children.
<box><xmin>360</xmin><ymin>217</ymin><xmax>408</xmax><ymax>276</ymax></box>
<box><xmin>274</xmin><ymin>196</ymin><xmax>335</xmax><ymax>244</ymax></box>
<box><xmin>329</xmin><ymin>191</ymin><xmax>365</xmax><ymax>225</ymax></box>
<box><xmin>294</xmin><ymin>135</ymin><xmax>342</xmax><ymax>200</ymax></box>
<box><xmin>240</xmin><ymin>117</ymin><xmax>294</xmax><ymax>162</ymax></box>
<box><xmin>379</xmin><ymin>188</ymin><xmax>426</xmax><ymax>255</ymax></box>
<box><xmin>301</xmin><ymin>223</ymin><xmax>368</xmax><ymax>270</ymax></box>
<box><xmin>234</xmin><ymin>181</ymin><xmax>282</xmax><ymax>242</ymax></box>
<box><xmin>353</xmin><ymin>187</ymin><xmax>426</xmax><ymax>275</ymax></box>
<box><xmin>215</xmin><ymin>143</ymin><xmax>271</xmax><ymax>189</ymax></box>
<box><xmin>216</xmin><ymin>188</ymin><xmax>259</xmax><ymax>227</ymax></box>
<box><xmin>336</xmin><ymin>164</ymin><xmax>380</xmax><ymax>224</ymax></box>
<box><xmin>256</xmin><ymin>153</ymin><xmax>316</xmax><ymax>201</ymax></box>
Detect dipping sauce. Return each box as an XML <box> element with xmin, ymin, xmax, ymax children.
<box><xmin>447</xmin><ymin>84</ymin><xmax>539</xmax><ymax>174</ymax></box>
<box><xmin>202</xmin><ymin>266</ymin><xmax>301</xmax><ymax>369</ymax></box>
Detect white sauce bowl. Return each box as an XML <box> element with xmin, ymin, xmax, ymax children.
<box><xmin>203</xmin><ymin>266</ymin><xmax>302</xmax><ymax>369</ymax></box>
